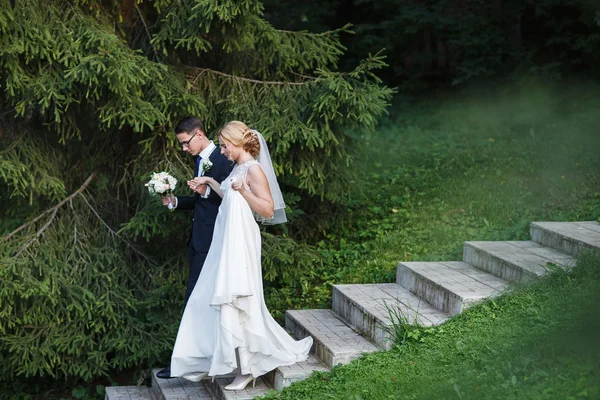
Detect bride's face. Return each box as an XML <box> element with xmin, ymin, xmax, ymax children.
<box><xmin>219</xmin><ymin>136</ymin><xmax>240</xmax><ymax>161</ymax></box>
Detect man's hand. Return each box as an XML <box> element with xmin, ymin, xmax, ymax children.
<box><xmin>161</xmin><ymin>193</ymin><xmax>176</xmax><ymax>207</ymax></box>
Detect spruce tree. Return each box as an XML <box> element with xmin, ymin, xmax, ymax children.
<box><xmin>0</xmin><ymin>0</ymin><xmax>393</xmax><ymax>381</ymax></box>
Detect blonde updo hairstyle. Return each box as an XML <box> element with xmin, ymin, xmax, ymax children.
<box><xmin>218</xmin><ymin>121</ymin><xmax>261</xmax><ymax>158</ymax></box>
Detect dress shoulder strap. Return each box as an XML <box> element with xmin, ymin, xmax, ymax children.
<box><xmin>241</xmin><ymin>160</ymin><xmax>261</xmax><ymax>190</ymax></box>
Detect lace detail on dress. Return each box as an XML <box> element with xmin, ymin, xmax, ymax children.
<box><xmin>221</xmin><ymin>160</ymin><xmax>261</xmax><ymax>193</ymax></box>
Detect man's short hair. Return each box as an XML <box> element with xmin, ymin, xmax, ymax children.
<box><xmin>175</xmin><ymin>117</ymin><xmax>205</xmax><ymax>135</ymax></box>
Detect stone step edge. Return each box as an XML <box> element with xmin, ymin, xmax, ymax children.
<box><xmin>151</xmin><ymin>369</ymin><xmax>269</xmax><ymax>400</ymax></box>
<box><xmin>462</xmin><ymin>242</ymin><xmax>540</xmax><ymax>282</ymax></box>
<box><xmin>396</xmin><ymin>262</ymin><xmax>484</xmax><ymax>316</ymax></box>
<box><xmin>264</xmin><ymin>355</ymin><xmax>329</xmax><ymax>391</ymax></box>
<box><xmin>151</xmin><ymin>357</ymin><xmax>328</xmax><ymax>395</ymax></box>
<box><xmin>285</xmin><ymin>309</ymin><xmax>377</xmax><ymax>368</ymax></box>
<box><xmin>530</xmin><ymin>222</ymin><xmax>598</xmax><ymax>256</ymax></box>
<box><xmin>284</xmin><ymin>310</ymin><xmax>346</xmax><ymax>368</ymax></box>
<box><xmin>331</xmin><ymin>285</ymin><xmax>390</xmax><ymax>349</ymax></box>
<box><xmin>104</xmin><ymin>386</ymin><xmax>153</xmax><ymax>400</ymax></box>
<box><xmin>151</xmin><ymin>368</ymin><xmax>228</xmax><ymax>400</ymax></box>
<box><xmin>331</xmin><ymin>284</ymin><xmax>431</xmax><ymax>351</ymax></box>
<box><xmin>332</xmin><ymin>284</ymin><xmax>451</xmax><ymax>344</ymax></box>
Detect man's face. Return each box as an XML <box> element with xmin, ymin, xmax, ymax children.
<box><xmin>176</xmin><ymin>129</ymin><xmax>203</xmax><ymax>156</ymax></box>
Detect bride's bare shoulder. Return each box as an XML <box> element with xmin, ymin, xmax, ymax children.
<box><xmin>247</xmin><ymin>163</ymin><xmax>267</xmax><ymax>183</ymax></box>
<box><xmin>247</xmin><ymin>162</ymin><xmax>264</xmax><ymax>174</ymax></box>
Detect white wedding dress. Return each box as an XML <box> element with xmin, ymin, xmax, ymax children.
<box><xmin>171</xmin><ymin>160</ymin><xmax>313</xmax><ymax>378</ymax></box>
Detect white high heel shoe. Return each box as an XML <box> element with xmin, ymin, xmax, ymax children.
<box><xmin>224</xmin><ymin>375</ymin><xmax>256</xmax><ymax>391</ymax></box>
<box><xmin>182</xmin><ymin>371</ymin><xmax>209</xmax><ymax>382</ymax></box>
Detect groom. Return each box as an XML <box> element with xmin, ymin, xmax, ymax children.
<box><xmin>157</xmin><ymin>116</ymin><xmax>232</xmax><ymax>379</ymax></box>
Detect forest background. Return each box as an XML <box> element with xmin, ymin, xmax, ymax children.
<box><xmin>1</xmin><ymin>0</ymin><xmax>599</xmax><ymax>398</ymax></box>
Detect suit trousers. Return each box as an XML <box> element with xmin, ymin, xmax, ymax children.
<box><xmin>185</xmin><ymin>246</ymin><xmax>208</xmax><ymax>306</ymax></box>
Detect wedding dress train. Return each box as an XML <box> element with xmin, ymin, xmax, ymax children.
<box><xmin>171</xmin><ymin>161</ymin><xmax>313</xmax><ymax>379</ymax></box>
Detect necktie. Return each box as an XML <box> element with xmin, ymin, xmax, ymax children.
<box><xmin>195</xmin><ymin>156</ymin><xmax>201</xmax><ymax>177</ymax></box>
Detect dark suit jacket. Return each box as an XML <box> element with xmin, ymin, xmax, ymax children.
<box><xmin>176</xmin><ymin>149</ymin><xmax>233</xmax><ymax>252</ymax></box>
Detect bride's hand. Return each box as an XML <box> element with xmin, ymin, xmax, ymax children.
<box><xmin>188</xmin><ymin>177</ymin><xmax>209</xmax><ymax>194</ymax></box>
<box><xmin>230</xmin><ymin>177</ymin><xmax>246</xmax><ymax>193</ymax></box>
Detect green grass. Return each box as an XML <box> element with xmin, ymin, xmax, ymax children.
<box><xmin>260</xmin><ymin>81</ymin><xmax>600</xmax><ymax>399</ymax></box>
<box><xmin>322</xmin><ymin>80</ymin><xmax>600</xmax><ymax>285</ymax></box>
<box><xmin>25</xmin><ymin>81</ymin><xmax>598</xmax><ymax>400</ymax></box>
<box><xmin>261</xmin><ymin>251</ymin><xmax>600</xmax><ymax>400</ymax></box>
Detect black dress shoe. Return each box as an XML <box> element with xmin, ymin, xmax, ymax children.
<box><xmin>156</xmin><ymin>366</ymin><xmax>172</xmax><ymax>379</ymax></box>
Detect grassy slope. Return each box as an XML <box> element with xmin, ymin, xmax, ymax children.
<box><xmin>262</xmin><ymin>252</ymin><xmax>600</xmax><ymax>400</ymax></box>
<box><xmin>328</xmin><ymin>80</ymin><xmax>600</xmax><ymax>285</ymax></box>
<box><xmin>261</xmin><ymin>81</ymin><xmax>600</xmax><ymax>399</ymax></box>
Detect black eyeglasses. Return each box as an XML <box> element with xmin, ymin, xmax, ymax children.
<box><xmin>180</xmin><ymin>133</ymin><xmax>197</xmax><ymax>148</ymax></box>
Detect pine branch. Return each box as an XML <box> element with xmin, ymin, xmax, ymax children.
<box><xmin>187</xmin><ymin>67</ymin><xmax>315</xmax><ymax>86</ymax></box>
<box><xmin>79</xmin><ymin>194</ymin><xmax>157</xmax><ymax>266</ymax></box>
<box><xmin>2</xmin><ymin>171</ymin><xmax>98</xmax><ymax>242</ymax></box>
<box><xmin>133</xmin><ymin>2</ymin><xmax>158</xmax><ymax>58</ymax></box>
<box><xmin>0</xmin><ymin>108</ymin><xmax>17</xmax><ymax>120</ymax></box>
<box><xmin>15</xmin><ymin>208</ymin><xmax>58</xmax><ymax>257</ymax></box>
<box><xmin>186</xmin><ymin>51</ymin><xmax>389</xmax><ymax>88</ymax></box>
<box><xmin>277</xmin><ymin>23</ymin><xmax>353</xmax><ymax>36</ymax></box>
<box><xmin>0</xmin><ymin>134</ymin><xmax>25</xmax><ymax>154</ymax></box>
<box><xmin>292</xmin><ymin>71</ymin><xmax>318</xmax><ymax>81</ymax></box>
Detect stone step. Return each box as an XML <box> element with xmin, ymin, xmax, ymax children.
<box><xmin>332</xmin><ymin>283</ymin><xmax>450</xmax><ymax>349</ymax></box>
<box><xmin>151</xmin><ymin>353</ymin><xmax>325</xmax><ymax>398</ymax></box>
<box><xmin>285</xmin><ymin>309</ymin><xmax>379</xmax><ymax>368</ymax></box>
<box><xmin>264</xmin><ymin>354</ymin><xmax>328</xmax><ymax>390</ymax></box>
<box><xmin>152</xmin><ymin>368</ymin><xmax>274</xmax><ymax>400</ymax></box>
<box><xmin>463</xmin><ymin>240</ymin><xmax>576</xmax><ymax>282</ymax></box>
<box><xmin>531</xmin><ymin>221</ymin><xmax>600</xmax><ymax>256</ymax></box>
<box><xmin>396</xmin><ymin>261</ymin><xmax>509</xmax><ymax>316</ymax></box>
<box><xmin>151</xmin><ymin>369</ymin><xmax>215</xmax><ymax>400</ymax></box>
<box><xmin>105</xmin><ymin>386</ymin><xmax>153</xmax><ymax>400</ymax></box>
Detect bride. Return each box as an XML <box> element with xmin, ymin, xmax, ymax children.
<box><xmin>169</xmin><ymin>121</ymin><xmax>313</xmax><ymax>391</ymax></box>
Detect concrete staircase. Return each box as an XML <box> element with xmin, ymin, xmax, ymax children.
<box><xmin>105</xmin><ymin>221</ymin><xmax>600</xmax><ymax>400</ymax></box>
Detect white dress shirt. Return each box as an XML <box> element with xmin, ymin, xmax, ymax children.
<box><xmin>169</xmin><ymin>141</ymin><xmax>217</xmax><ymax>209</ymax></box>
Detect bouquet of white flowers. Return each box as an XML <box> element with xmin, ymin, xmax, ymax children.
<box><xmin>145</xmin><ymin>171</ymin><xmax>177</xmax><ymax>196</ymax></box>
